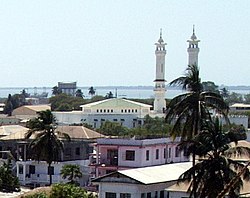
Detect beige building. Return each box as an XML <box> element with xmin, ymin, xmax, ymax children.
<box><xmin>12</xmin><ymin>105</ymin><xmax>51</xmax><ymax>120</ymax></box>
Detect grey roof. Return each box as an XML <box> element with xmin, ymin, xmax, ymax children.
<box><xmin>94</xmin><ymin>162</ymin><xmax>192</xmax><ymax>185</ymax></box>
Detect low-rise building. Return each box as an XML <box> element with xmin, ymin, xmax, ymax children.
<box><xmin>12</xmin><ymin>105</ymin><xmax>51</xmax><ymax>120</ymax></box>
<box><xmin>0</xmin><ymin>125</ymin><xmax>105</xmax><ymax>186</ymax></box>
<box><xmin>53</xmin><ymin>98</ymin><xmax>152</xmax><ymax>128</ymax></box>
<box><xmin>89</xmin><ymin>137</ymin><xmax>189</xmax><ymax>178</ymax></box>
<box><xmin>92</xmin><ymin>162</ymin><xmax>192</xmax><ymax>198</ymax></box>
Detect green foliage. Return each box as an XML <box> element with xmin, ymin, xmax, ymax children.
<box><xmin>52</xmin><ymin>86</ymin><xmax>62</xmax><ymax>96</ymax></box>
<box><xmin>50</xmin><ymin>183</ymin><xmax>89</xmax><ymax>198</ymax></box>
<box><xmin>25</xmin><ymin>192</ymin><xmax>48</xmax><ymax>198</ymax></box>
<box><xmin>202</xmin><ymin>81</ymin><xmax>219</xmax><ymax>93</ymax></box>
<box><xmin>49</xmin><ymin>94</ymin><xmax>85</xmax><ymax>111</ymax></box>
<box><xmin>97</xmin><ymin>120</ymin><xmax>129</xmax><ymax>136</ymax></box>
<box><xmin>88</xmin><ymin>87</ymin><xmax>96</xmax><ymax>97</ymax></box>
<box><xmin>60</xmin><ymin>164</ymin><xmax>83</xmax><ymax>185</ymax></box>
<box><xmin>179</xmin><ymin>118</ymin><xmax>250</xmax><ymax>197</ymax></box>
<box><xmin>0</xmin><ymin>161</ymin><xmax>20</xmax><ymax>192</ymax></box>
<box><xmin>226</xmin><ymin>92</ymin><xmax>244</xmax><ymax>104</ymax></box>
<box><xmin>26</xmin><ymin>110</ymin><xmax>70</xmax><ymax>185</ymax></box>
<box><xmin>75</xmin><ymin>89</ymin><xmax>84</xmax><ymax>98</ymax></box>
<box><xmin>3</xmin><ymin>93</ymin><xmax>27</xmax><ymax>115</ymax></box>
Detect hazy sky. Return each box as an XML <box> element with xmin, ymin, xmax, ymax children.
<box><xmin>0</xmin><ymin>0</ymin><xmax>249</xmax><ymax>87</ymax></box>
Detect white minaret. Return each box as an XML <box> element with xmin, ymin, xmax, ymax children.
<box><xmin>187</xmin><ymin>25</ymin><xmax>200</xmax><ymax>66</ymax></box>
<box><xmin>153</xmin><ymin>29</ymin><xmax>166</xmax><ymax>113</ymax></box>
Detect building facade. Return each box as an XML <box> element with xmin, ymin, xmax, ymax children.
<box><xmin>89</xmin><ymin>137</ymin><xmax>189</xmax><ymax>178</ymax></box>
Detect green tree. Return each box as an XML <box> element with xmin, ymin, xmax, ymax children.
<box><xmin>220</xmin><ymin>87</ymin><xmax>230</xmax><ymax>99</ymax></box>
<box><xmin>75</xmin><ymin>89</ymin><xmax>84</xmax><ymax>98</ymax></box>
<box><xmin>50</xmin><ymin>183</ymin><xmax>93</xmax><ymax>198</ymax></box>
<box><xmin>25</xmin><ymin>110</ymin><xmax>70</xmax><ymax>185</ymax></box>
<box><xmin>105</xmin><ymin>91</ymin><xmax>114</xmax><ymax>99</ymax></box>
<box><xmin>165</xmin><ymin>64</ymin><xmax>229</xmax><ymax>198</ymax></box>
<box><xmin>52</xmin><ymin>86</ymin><xmax>62</xmax><ymax>96</ymax></box>
<box><xmin>97</xmin><ymin>120</ymin><xmax>128</xmax><ymax>136</ymax></box>
<box><xmin>202</xmin><ymin>81</ymin><xmax>219</xmax><ymax>93</ymax></box>
<box><xmin>179</xmin><ymin>118</ymin><xmax>250</xmax><ymax>198</ymax></box>
<box><xmin>3</xmin><ymin>94</ymin><xmax>13</xmax><ymax>116</ymax></box>
<box><xmin>0</xmin><ymin>160</ymin><xmax>20</xmax><ymax>192</ymax></box>
<box><xmin>88</xmin><ymin>86</ymin><xmax>96</xmax><ymax>97</ymax></box>
<box><xmin>227</xmin><ymin>92</ymin><xmax>244</xmax><ymax>104</ymax></box>
<box><xmin>60</xmin><ymin>164</ymin><xmax>83</xmax><ymax>185</ymax></box>
<box><xmin>49</xmin><ymin>94</ymin><xmax>85</xmax><ymax>111</ymax></box>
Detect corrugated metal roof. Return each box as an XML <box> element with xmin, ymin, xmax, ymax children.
<box><xmin>118</xmin><ymin>162</ymin><xmax>192</xmax><ymax>184</ymax></box>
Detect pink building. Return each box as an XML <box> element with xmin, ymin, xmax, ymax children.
<box><xmin>89</xmin><ymin>138</ymin><xmax>189</xmax><ymax>178</ymax></box>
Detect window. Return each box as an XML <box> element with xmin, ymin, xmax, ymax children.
<box><xmin>29</xmin><ymin>165</ymin><xmax>35</xmax><ymax>174</ymax></box>
<box><xmin>147</xmin><ymin>193</ymin><xmax>151</xmax><ymax>198</ymax></box>
<box><xmin>19</xmin><ymin>164</ymin><xmax>23</xmax><ymax>174</ymax></box>
<box><xmin>135</xmin><ymin>109</ymin><xmax>138</xmax><ymax>112</ymax></box>
<box><xmin>111</xmin><ymin>109</ymin><xmax>113</xmax><ymax>113</ymax></box>
<box><xmin>175</xmin><ymin>147</ymin><xmax>180</xmax><ymax>157</ymax></box>
<box><xmin>146</xmin><ymin>150</ymin><xmax>149</xmax><ymax>161</ymax></box>
<box><xmin>155</xmin><ymin>191</ymin><xmax>158</xmax><ymax>198</ymax></box>
<box><xmin>97</xmin><ymin>109</ymin><xmax>99</xmax><ymax>113</ymax></box>
<box><xmin>156</xmin><ymin>149</ymin><xmax>159</xmax><ymax>159</ymax></box>
<box><xmin>48</xmin><ymin>166</ymin><xmax>54</xmax><ymax>175</ymax></box>
<box><xmin>141</xmin><ymin>193</ymin><xmax>146</xmax><ymax>198</ymax></box>
<box><xmin>120</xmin><ymin>193</ymin><xmax>131</xmax><ymax>198</ymax></box>
<box><xmin>75</xmin><ymin>147</ymin><xmax>80</xmax><ymax>155</ymax></box>
<box><xmin>125</xmin><ymin>150</ymin><xmax>135</xmax><ymax>161</ymax></box>
<box><xmin>105</xmin><ymin>192</ymin><xmax>116</xmax><ymax>198</ymax></box>
<box><xmin>128</xmin><ymin>109</ymin><xmax>130</xmax><ymax>113</ymax></box>
<box><xmin>113</xmin><ymin>119</ymin><xmax>118</xmax><ymax>122</ymax></box>
<box><xmin>169</xmin><ymin>148</ymin><xmax>171</xmax><ymax>158</ymax></box>
<box><xmin>164</xmin><ymin>148</ymin><xmax>166</xmax><ymax>159</ymax></box>
<box><xmin>100</xmin><ymin>109</ymin><xmax>102</xmax><ymax>113</ymax></box>
<box><xmin>160</xmin><ymin>191</ymin><xmax>164</xmax><ymax>198</ymax></box>
<box><xmin>125</xmin><ymin>109</ymin><xmax>127</xmax><ymax>113</ymax></box>
<box><xmin>121</xmin><ymin>109</ymin><xmax>123</xmax><ymax>113</ymax></box>
<box><xmin>107</xmin><ymin>109</ymin><xmax>110</xmax><ymax>113</ymax></box>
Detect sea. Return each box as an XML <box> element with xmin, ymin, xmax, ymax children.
<box><xmin>0</xmin><ymin>86</ymin><xmax>250</xmax><ymax>99</ymax></box>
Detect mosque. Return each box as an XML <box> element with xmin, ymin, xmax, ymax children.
<box><xmin>53</xmin><ymin>28</ymin><xmax>200</xmax><ymax>128</ymax></box>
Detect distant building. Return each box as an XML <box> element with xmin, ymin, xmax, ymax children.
<box><xmin>58</xmin><ymin>82</ymin><xmax>77</xmax><ymax>96</ymax></box>
<box><xmin>53</xmin><ymin>98</ymin><xmax>152</xmax><ymax>128</ymax></box>
<box><xmin>12</xmin><ymin>105</ymin><xmax>51</xmax><ymax>120</ymax></box>
<box><xmin>89</xmin><ymin>137</ymin><xmax>189</xmax><ymax>178</ymax></box>
<box><xmin>230</xmin><ymin>103</ymin><xmax>250</xmax><ymax>112</ymax></box>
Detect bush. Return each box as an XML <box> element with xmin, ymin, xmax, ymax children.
<box><xmin>50</xmin><ymin>183</ymin><xmax>88</xmax><ymax>198</ymax></box>
<box><xmin>25</xmin><ymin>192</ymin><xmax>48</xmax><ymax>198</ymax></box>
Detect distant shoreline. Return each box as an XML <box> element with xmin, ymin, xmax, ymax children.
<box><xmin>0</xmin><ymin>85</ymin><xmax>249</xmax><ymax>90</ymax></box>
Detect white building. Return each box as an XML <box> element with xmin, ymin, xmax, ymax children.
<box><xmin>89</xmin><ymin>137</ymin><xmax>189</xmax><ymax>178</ymax></box>
<box><xmin>92</xmin><ymin>162</ymin><xmax>192</xmax><ymax>198</ymax></box>
<box><xmin>53</xmin><ymin>98</ymin><xmax>152</xmax><ymax>128</ymax></box>
<box><xmin>17</xmin><ymin>160</ymin><xmax>90</xmax><ymax>187</ymax></box>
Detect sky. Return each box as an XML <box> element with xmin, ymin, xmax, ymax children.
<box><xmin>0</xmin><ymin>0</ymin><xmax>249</xmax><ymax>87</ymax></box>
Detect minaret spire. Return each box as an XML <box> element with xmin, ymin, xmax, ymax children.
<box><xmin>187</xmin><ymin>25</ymin><xmax>200</xmax><ymax>66</ymax></box>
<box><xmin>153</xmin><ymin>30</ymin><xmax>167</xmax><ymax>114</ymax></box>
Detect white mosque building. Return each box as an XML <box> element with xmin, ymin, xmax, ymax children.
<box><xmin>53</xmin><ymin>28</ymin><xmax>200</xmax><ymax>128</ymax></box>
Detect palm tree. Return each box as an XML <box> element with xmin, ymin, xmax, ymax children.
<box><xmin>25</xmin><ymin>110</ymin><xmax>70</xmax><ymax>185</ymax></box>
<box><xmin>178</xmin><ymin>118</ymin><xmax>250</xmax><ymax>197</ymax></box>
<box><xmin>88</xmin><ymin>86</ymin><xmax>96</xmax><ymax>97</ymax></box>
<box><xmin>165</xmin><ymin>64</ymin><xmax>229</xmax><ymax>197</ymax></box>
<box><xmin>60</xmin><ymin>164</ymin><xmax>83</xmax><ymax>185</ymax></box>
<box><xmin>52</xmin><ymin>86</ymin><xmax>62</xmax><ymax>95</ymax></box>
<box><xmin>75</xmin><ymin>89</ymin><xmax>84</xmax><ymax>98</ymax></box>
